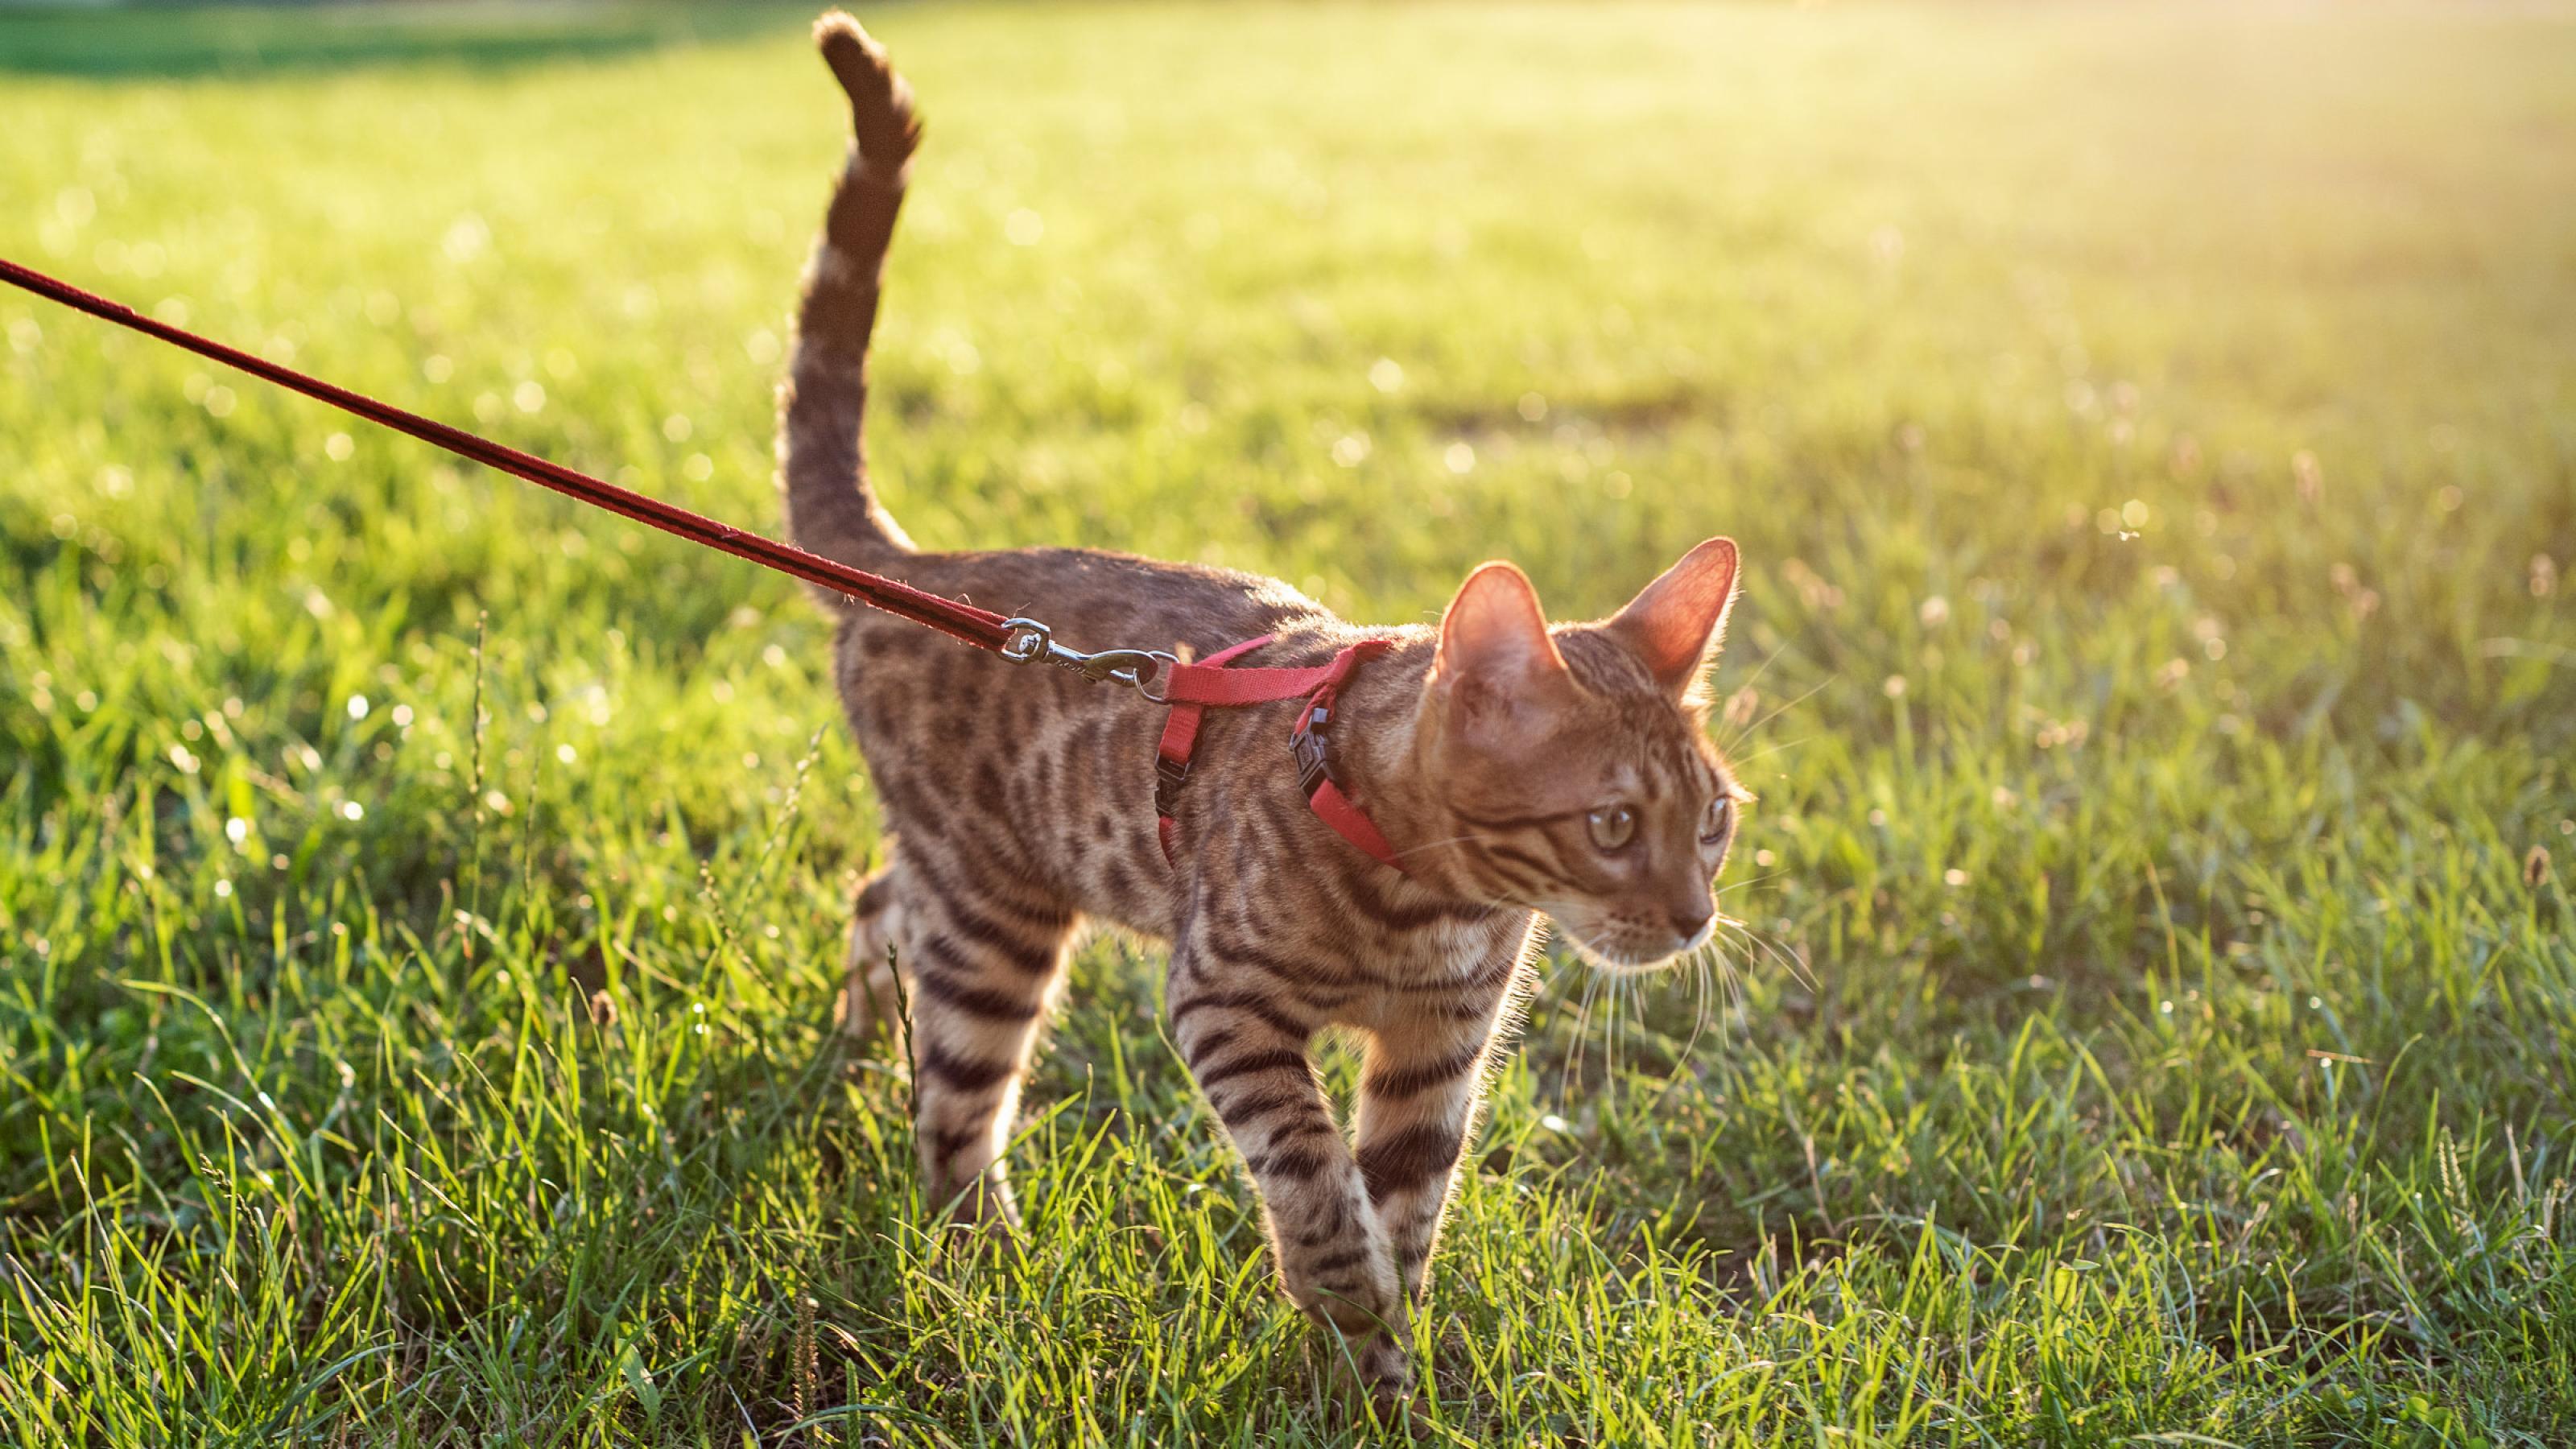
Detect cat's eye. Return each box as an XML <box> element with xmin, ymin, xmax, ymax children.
<box><xmin>1700</xmin><ymin>796</ymin><xmax>1734</xmax><ymax>847</ymax></box>
<box><xmin>1586</xmin><ymin>805</ymin><xmax>1637</xmax><ymax>852</ymax></box>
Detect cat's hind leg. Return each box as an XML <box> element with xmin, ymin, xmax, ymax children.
<box><xmin>840</xmin><ymin>852</ymin><xmax>914</xmax><ymax>1051</ymax></box>
<box><xmin>883</xmin><ymin>839</ymin><xmax>1079</xmax><ymax>1228</ymax></box>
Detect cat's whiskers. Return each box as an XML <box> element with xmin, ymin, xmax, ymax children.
<box><xmin>1717</xmin><ymin>943</ymin><xmax>1752</xmax><ymax>1030</ymax></box>
<box><xmin>1564</xmin><ymin>964</ymin><xmax>1606</xmax><ymax>1104</ymax></box>
<box><xmin>1676</xmin><ymin>949</ymin><xmax>1720</xmax><ymax>1065</ymax></box>
<box><xmin>1728</xmin><ymin>735</ymin><xmax>1811</xmax><ymax>770</ymax></box>
<box><xmin>1720</xmin><ymin>947</ymin><xmax>1746</xmax><ymax>1014</ymax></box>
<box><xmin>1716</xmin><ymin>870</ymin><xmax>1787</xmax><ymax>900</ymax></box>
<box><xmin>1600</xmin><ymin>972</ymin><xmax>1628</xmax><ymax>1117</ymax></box>
<box><xmin>1703</xmin><ymin>866</ymin><xmax>1813</xmax><ymax>993</ymax></box>
<box><xmin>1711</xmin><ymin>674</ymin><xmax>1838</xmax><ymax>758</ymax></box>
<box><xmin>1684</xmin><ymin>935</ymin><xmax>1747</xmax><ymax>1045</ymax></box>
<box><xmin>1700</xmin><ymin>650</ymin><xmax>1785</xmax><ymax>774</ymax></box>
<box><xmin>1719</xmin><ymin>914</ymin><xmax>1814</xmax><ymax>994</ymax></box>
<box><xmin>1710</xmin><ymin>644</ymin><xmax>1785</xmax><ymax>717</ymax></box>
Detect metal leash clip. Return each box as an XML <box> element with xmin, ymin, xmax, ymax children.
<box><xmin>997</xmin><ymin>618</ymin><xmax>1177</xmax><ymax>702</ymax></box>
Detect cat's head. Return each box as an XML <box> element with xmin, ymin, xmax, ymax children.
<box><xmin>1416</xmin><ymin>539</ymin><xmax>1747</xmax><ymax>971</ymax></box>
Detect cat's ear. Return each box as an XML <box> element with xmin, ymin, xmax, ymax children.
<box><xmin>1432</xmin><ymin>561</ymin><xmax>1578</xmax><ymax>746</ymax></box>
<box><xmin>1608</xmin><ymin>538</ymin><xmax>1740</xmax><ymax>700</ymax></box>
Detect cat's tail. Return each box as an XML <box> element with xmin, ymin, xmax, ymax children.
<box><xmin>778</xmin><ymin>11</ymin><xmax>923</xmax><ymax>586</ymax></box>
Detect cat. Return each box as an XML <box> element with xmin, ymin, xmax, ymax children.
<box><xmin>782</xmin><ymin>12</ymin><xmax>1747</xmax><ymax>1412</ymax></box>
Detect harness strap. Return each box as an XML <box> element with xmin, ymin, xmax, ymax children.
<box><xmin>1307</xmin><ymin>777</ymin><xmax>1404</xmax><ymax>871</ymax></box>
<box><xmin>1156</xmin><ymin>637</ymin><xmax>1406</xmax><ymax>873</ymax></box>
<box><xmin>1154</xmin><ymin>634</ymin><xmax>1277</xmax><ymax>862</ymax></box>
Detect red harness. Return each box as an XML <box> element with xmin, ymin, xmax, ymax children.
<box><xmin>1155</xmin><ymin>636</ymin><xmax>1406</xmax><ymax>873</ymax></box>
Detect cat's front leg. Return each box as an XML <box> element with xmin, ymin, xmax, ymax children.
<box><xmin>1356</xmin><ymin>972</ymin><xmax>1514</xmax><ymax>1303</ymax></box>
<box><xmin>1166</xmin><ymin>944</ymin><xmax>1412</xmax><ymax>1409</ymax></box>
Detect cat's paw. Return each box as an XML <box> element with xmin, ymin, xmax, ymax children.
<box><xmin>924</xmin><ymin>1170</ymin><xmax>1022</xmax><ymax>1239</ymax></box>
<box><xmin>1321</xmin><ymin>1330</ymin><xmax>1419</xmax><ymax>1430</ymax></box>
<box><xmin>928</xmin><ymin>1207</ymin><xmax>1020</xmax><ymax>1266</ymax></box>
<box><xmin>1299</xmin><ymin>1265</ymin><xmax>1413</xmax><ymax>1406</ymax></box>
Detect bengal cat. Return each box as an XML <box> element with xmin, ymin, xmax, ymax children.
<box><xmin>782</xmin><ymin>13</ymin><xmax>1747</xmax><ymax>1411</ymax></box>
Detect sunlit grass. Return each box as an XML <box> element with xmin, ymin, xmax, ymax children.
<box><xmin>3</xmin><ymin>2</ymin><xmax>2573</xmax><ymax>1443</ymax></box>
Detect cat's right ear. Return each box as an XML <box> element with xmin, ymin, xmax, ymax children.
<box><xmin>1607</xmin><ymin>536</ymin><xmax>1740</xmax><ymax>700</ymax></box>
<box><xmin>1432</xmin><ymin>562</ymin><xmax>1579</xmax><ymax>749</ymax></box>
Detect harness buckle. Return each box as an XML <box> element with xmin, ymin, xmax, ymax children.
<box><xmin>1154</xmin><ymin>756</ymin><xmax>1192</xmax><ymax>814</ymax></box>
<box><xmin>1291</xmin><ymin>701</ymin><xmax>1336</xmax><ymax>798</ymax></box>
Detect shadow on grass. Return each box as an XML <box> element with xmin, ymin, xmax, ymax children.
<box><xmin>0</xmin><ymin>2</ymin><xmax>812</xmax><ymax>80</ymax></box>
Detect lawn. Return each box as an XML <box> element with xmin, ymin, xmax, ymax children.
<box><xmin>4</xmin><ymin>1</ymin><xmax>2574</xmax><ymax>1443</ymax></box>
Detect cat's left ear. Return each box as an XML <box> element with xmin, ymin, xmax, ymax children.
<box><xmin>1608</xmin><ymin>538</ymin><xmax>1740</xmax><ymax>700</ymax></box>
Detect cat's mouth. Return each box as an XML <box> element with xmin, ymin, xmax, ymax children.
<box><xmin>1544</xmin><ymin>910</ymin><xmax>1715</xmax><ymax>976</ymax></box>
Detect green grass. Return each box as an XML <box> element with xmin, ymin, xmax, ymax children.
<box><xmin>4</xmin><ymin>1</ymin><xmax>2574</xmax><ymax>1443</ymax></box>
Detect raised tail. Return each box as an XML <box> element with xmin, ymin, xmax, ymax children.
<box><xmin>778</xmin><ymin>11</ymin><xmax>922</xmax><ymax>586</ymax></box>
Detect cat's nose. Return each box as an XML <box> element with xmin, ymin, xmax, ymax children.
<box><xmin>1668</xmin><ymin>904</ymin><xmax>1713</xmax><ymax>940</ymax></box>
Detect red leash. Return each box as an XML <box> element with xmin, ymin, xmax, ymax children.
<box><xmin>2</xmin><ymin>254</ymin><xmax>1410</xmax><ymax>872</ymax></box>
<box><xmin>0</xmin><ymin>256</ymin><xmax>1013</xmax><ymax>650</ymax></box>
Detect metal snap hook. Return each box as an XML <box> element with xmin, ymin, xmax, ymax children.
<box><xmin>997</xmin><ymin>620</ymin><xmax>1175</xmax><ymax>700</ymax></box>
<box><xmin>1127</xmin><ymin>651</ymin><xmax>1179</xmax><ymax>702</ymax></box>
<box><xmin>997</xmin><ymin>617</ymin><xmax>1053</xmax><ymax>663</ymax></box>
<box><xmin>1080</xmin><ymin>649</ymin><xmax>1179</xmax><ymax>701</ymax></box>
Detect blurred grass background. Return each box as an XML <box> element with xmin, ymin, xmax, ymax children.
<box><xmin>2</xmin><ymin>2</ymin><xmax>2574</xmax><ymax>1443</ymax></box>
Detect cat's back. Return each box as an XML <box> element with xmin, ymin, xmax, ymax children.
<box><xmin>857</xmin><ymin>543</ymin><xmax>1338</xmax><ymax>663</ymax></box>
